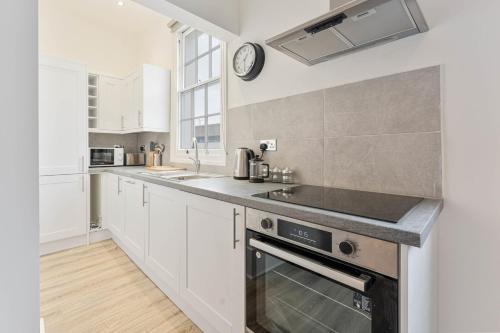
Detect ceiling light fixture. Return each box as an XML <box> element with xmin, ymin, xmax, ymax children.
<box><xmin>117</xmin><ymin>1</ymin><xmax>124</xmax><ymax>6</ymax></box>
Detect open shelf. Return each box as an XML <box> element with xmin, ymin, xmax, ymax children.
<box><xmin>88</xmin><ymin>73</ymin><xmax>98</xmax><ymax>130</ymax></box>
<box><xmin>88</xmin><ymin>74</ymin><xmax>98</xmax><ymax>86</ymax></box>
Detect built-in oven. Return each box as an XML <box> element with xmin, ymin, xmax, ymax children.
<box><xmin>246</xmin><ymin>208</ymin><xmax>399</xmax><ymax>333</ymax></box>
<box><xmin>89</xmin><ymin>147</ymin><xmax>124</xmax><ymax>167</ymax></box>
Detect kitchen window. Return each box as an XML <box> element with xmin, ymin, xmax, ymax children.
<box><xmin>175</xmin><ymin>28</ymin><xmax>226</xmax><ymax>165</ymax></box>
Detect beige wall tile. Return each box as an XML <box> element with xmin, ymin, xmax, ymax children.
<box><xmin>324</xmin><ymin>133</ymin><xmax>442</xmax><ymax>198</ymax></box>
<box><xmin>324</xmin><ymin>66</ymin><xmax>441</xmax><ymax>137</ymax></box>
<box><xmin>226</xmin><ymin>104</ymin><xmax>254</xmax><ymax>143</ymax></box>
<box><xmin>250</xmin><ymin>90</ymin><xmax>324</xmax><ymax>140</ymax></box>
<box><xmin>264</xmin><ymin>138</ymin><xmax>324</xmax><ymax>186</ymax></box>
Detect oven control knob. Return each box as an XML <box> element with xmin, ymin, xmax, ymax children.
<box><xmin>260</xmin><ymin>218</ymin><xmax>273</xmax><ymax>230</ymax></box>
<box><xmin>339</xmin><ymin>241</ymin><xmax>356</xmax><ymax>255</ymax></box>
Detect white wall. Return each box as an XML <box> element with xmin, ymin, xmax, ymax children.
<box><xmin>135</xmin><ymin>0</ymin><xmax>239</xmax><ymax>40</ymax></box>
<box><xmin>39</xmin><ymin>0</ymin><xmax>176</xmax><ymax>77</ymax></box>
<box><xmin>0</xmin><ymin>0</ymin><xmax>39</xmax><ymax>332</ymax></box>
<box><xmin>161</xmin><ymin>0</ymin><xmax>239</xmax><ymax>34</ymax></box>
<box><xmin>226</xmin><ymin>0</ymin><xmax>500</xmax><ymax>331</ymax></box>
<box><xmin>39</xmin><ymin>2</ymin><xmax>138</xmax><ymax>77</ymax></box>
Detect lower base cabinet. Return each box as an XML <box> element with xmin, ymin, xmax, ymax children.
<box><xmin>39</xmin><ymin>174</ymin><xmax>87</xmax><ymax>243</ymax></box>
<box><xmin>104</xmin><ymin>176</ymin><xmax>245</xmax><ymax>333</ymax></box>
<box><xmin>145</xmin><ymin>184</ymin><xmax>184</xmax><ymax>293</ymax></box>
<box><xmin>122</xmin><ymin>177</ymin><xmax>147</xmax><ymax>261</ymax></box>
<box><xmin>181</xmin><ymin>194</ymin><xmax>245</xmax><ymax>333</ymax></box>
<box><xmin>104</xmin><ymin>174</ymin><xmax>124</xmax><ymax>237</ymax></box>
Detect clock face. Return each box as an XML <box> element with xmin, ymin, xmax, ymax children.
<box><xmin>233</xmin><ymin>43</ymin><xmax>256</xmax><ymax>77</ymax></box>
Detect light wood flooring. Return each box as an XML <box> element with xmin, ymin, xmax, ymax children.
<box><xmin>40</xmin><ymin>240</ymin><xmax>201</xmax><ymax>333</ymax></box>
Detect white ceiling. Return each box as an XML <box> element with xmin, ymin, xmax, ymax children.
<box><xmin>40</xmin><ymin>0</ymin><xmax>172</xmax><ymax>36</ymax></box>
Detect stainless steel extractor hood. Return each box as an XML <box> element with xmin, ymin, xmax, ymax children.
<box><xmin>266</xmin><ymin>0</ymin><xmax>428</xmax><ymax>65</ymax></box>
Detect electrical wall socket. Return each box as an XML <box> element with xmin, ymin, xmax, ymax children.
<box><xmin>260</xmin><ymin>139</ymin><xmax>277</xmax><ymax>151</ymax></box>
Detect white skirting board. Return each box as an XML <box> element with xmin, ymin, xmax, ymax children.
<box><xmin>40</xmin><ymin>235</ymin><xmax>87</xmax><ymax>256</ymax></box>
<box><xmin>89</xmin><ymin>228</ymin><xmax>112</xmax><ymax>243</ymax></box>
<box><xmin>40</xmin><ymin>229</ymin><xmax>111</xmax><ymax>256</ymax></box>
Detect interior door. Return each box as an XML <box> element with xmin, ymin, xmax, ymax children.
<box><xmin>39</xmin><ymin>57</ymin><xmax>87</xmax><ymax>176</ymax></box>
<box><xmin>122</xmin><ymin>177</ymin><xmax>146</xmax><ymax>261</ymax></box>
<box><xmin>145</xmin><ymin>184</ymin><xmax>184</xmax><ymax>292</ymax></box>
<box><xmin>181</xmin><ymin>195</ymin><xmax>245</xmax><ymax>333</ymax></box>
<box><xmin>99</xmin><ymin>75</ymin><xmax>124</xmax><ymax>131</ymax></box>
<box><xmin>39</xmin><ymin>174</ymin><xmax>86</xmax><ymax>243</ymax></box>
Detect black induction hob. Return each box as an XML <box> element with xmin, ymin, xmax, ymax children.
<box><xmin>253</xmin><ymin>185</ymin><xmax>424</xmax><ymax>223</ymax></box>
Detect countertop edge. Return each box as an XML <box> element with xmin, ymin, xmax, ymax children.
<box><xmin>90</xmin><ymin>167</ymin><xmax>443</xmax><ymax>248</ymax></box>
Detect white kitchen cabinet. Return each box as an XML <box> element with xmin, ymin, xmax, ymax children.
<box><xmin>99</xmin><ymin>75</ymin><xmax>124</xmax><ymax>131</ymax></box>
<box><xmin>145</xmin><ymin>184</ymin><xmax>185</xmax><ymax>293</ymax></box>
<box><xmin>94</xmin><ymin>64</ymin><xmax>170</xmax><ymax>133</ymax></box>
<box><xmin>39</xmin><ymin>57</ymin><xmax>87</xmax><ymax>176</ymax></box>
<box><xmin>123</xmin><ymin>72</ymin><xmax>141</xmax><ymax>131</ymax></box>
<box><xmin>122</xmin><ymin>177</ymin><xmax>147</xmax><ymax>261</ymax></box>
<box><xmin>181</xmin><ymin>195</ymin><xmax>245</xmax><ymax>333</ymax></box>
<box><xmin>104</xmin><ymin>173</ymin><xmax>124</xmax><ymax>237</ymax></box>
<box><xmin>39</xmin><ymin>174</ymin><xmax>87</xmax><ymax>243</ymax></box>
<box><xmin>138</xmin><ymin>64</ymin><xmax>170</xmax><ymax>132</ymax></box>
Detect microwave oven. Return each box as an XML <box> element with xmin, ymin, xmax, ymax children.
<box><xmin>89</xmin><ymin>147</ymin><xmax>124</xmax><ymax>167</ymax></box>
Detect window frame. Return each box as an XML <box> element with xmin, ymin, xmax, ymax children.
<box><xmin>171</xmin><ymin>27</ymin><xmax>227</xmax><ymax>166</ymax></box>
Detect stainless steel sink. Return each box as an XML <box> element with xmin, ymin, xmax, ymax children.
<box><xmin>138</xmin><ymin>171</ymin><xmax>180</xmax><ymax>177</ymax></box>
<box><xmin>161</xmin><ymin>173</ymin><xmax>224</xmax><ymax>182</ymax></box>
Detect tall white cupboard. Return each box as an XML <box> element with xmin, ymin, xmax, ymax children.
<box><xmin>39</xmin><ymin>57</ymin><xmax>88</xmax><ymax>249</ymax></box>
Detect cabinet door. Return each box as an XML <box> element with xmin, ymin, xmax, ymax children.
<box><xmin>145</xmin><ymin>184</ymin><xmax>184</xmax><ymax>292</ymax></box>
<box><xmin>99</xmin><ymin>75</ymin><xmax>124</xmax><ymax>131</ymax></box>
<box><xmin>181</xmin><ymin>195</ymin><xmax>245</xmax><ymax>333</ymax></box>
<box><xmin>39</xmin><ymin>175</ymin><xmax>86</xmax><ymax>243</ymax></box>
<box><xmin>123</xmin><ymin>72</ymin><xmax>141</xmax><ymax>131</ymax></box>
<box><xmin>122</xmin><ymin>177</ymin><xmax>146</xmax><ymax>261</ymax></box>
<box><xmin>39</xmin><ymin>57</ymin><xmax>87</xmax><ymax>176</ymax></box>
<box><xmin>104</xmin><ymin>174</ymin><xmax>124</xmax><ymax>237</ymax></box>
<box><xmin>142</xmin><ymin>64</ymin><xmax>170</xmax><ymax>132</ymax></box>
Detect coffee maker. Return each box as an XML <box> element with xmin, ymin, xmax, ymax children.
<box><xmin>249</xmin><ymin>143</ymin><xmax>269</xmax><ymax>183</ymax></box>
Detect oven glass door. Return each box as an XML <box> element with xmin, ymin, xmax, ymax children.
<box><xmin>90</xmin><ymin>149</ymin><xmax>115</xmax><ymax>166</ymax></box>
<box><xmin>246</xmin><ymin>231</ymin><xmax>398</xmax><ymax>333</ymax></box>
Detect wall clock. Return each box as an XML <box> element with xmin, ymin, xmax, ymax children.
<box><xmin>233</xmin><ymin>42</ymin><xmax>265</xmax><ymax>81</ymax></box>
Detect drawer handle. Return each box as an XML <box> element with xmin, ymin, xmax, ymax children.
<box><xmin>233</xmin><ymin>208</ymin><xmax>240</xmax><ymax>249</ymax></box>
<box><xmin>142</xmin><ymin>184</ymin><xmax>148</xmax><ymax>206</ymax></box>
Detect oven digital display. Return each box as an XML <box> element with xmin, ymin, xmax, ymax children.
<box><xmin>277</xmin><ymin>219</ymin><xmax>332</xmax><ymax>252</ymax></box>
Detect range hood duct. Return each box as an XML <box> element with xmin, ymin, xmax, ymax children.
<box><xmin>266</xmin><ymin>0</ymin><xmax>428</xmax><ymax>65</ymax></box>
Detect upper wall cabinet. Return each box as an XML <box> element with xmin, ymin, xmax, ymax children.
<box><xmin>39</xmin><ymin>57</ymin><xmax>87</xmax><ymax>176</ymax></box>
<box><xmin>99</xmin><ymin>75</ymin><xmax>124</xmax><ymax>132</ymax></box>
<box><xmin>92</xmin><ymin>64</ymin><xmax>171</xmax><ymax>134</ymax></box>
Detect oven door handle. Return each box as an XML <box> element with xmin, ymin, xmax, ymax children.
<box><xmin>249</xmin><ymin>238</ymin><xmax>371</xmax><ymax>292</ymax></box>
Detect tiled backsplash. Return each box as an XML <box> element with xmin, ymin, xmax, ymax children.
<box><xmin>89</xmin><ymin>133</ymin><xmax>139</xmax><ymax>153</ymax></box>
<box><xmin>89</xmin><ymin>132</ymin><xmax>170</xmax><ymax>165</ymax></box>
<box><xmin>226</xmin><ymin>66</ymin><xmax>442</xmax><ymax>198</ymax></box>
<box><xmin>90</xmin><ymin>66</ymin><xmax>442</xmax><ymax>198</ymax></box>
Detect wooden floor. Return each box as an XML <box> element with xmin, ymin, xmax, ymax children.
<box><xmin>40</xmin><ymin>240</ymin><xmax>201</xmax><ymax>333</ymax></box>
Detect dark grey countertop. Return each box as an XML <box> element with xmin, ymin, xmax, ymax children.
<box><xmin>89</xmin><ymin>166</ymin><xmax>443</xmax><ymax>247</ymax></box>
